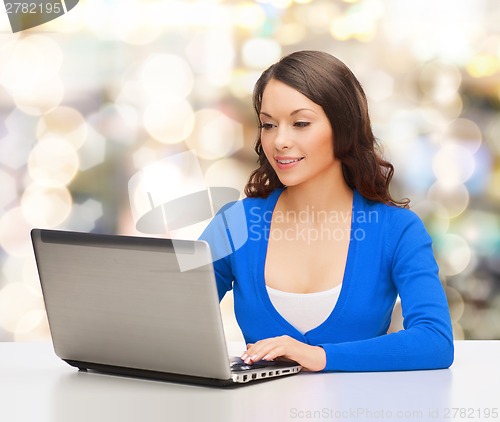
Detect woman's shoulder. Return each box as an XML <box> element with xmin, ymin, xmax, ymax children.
<box><xmin>358</xmin><ymin>192</ymin><xmax>420</xmax><ymax>222</ymax></box>
<box><xmin>209</xmin><ymin>189</ymin><xmax>281</xmax><ymax>225</ymax></box>
<box><xmin>357</xmin><ymin>192</ymin><xmax>428</xmax><ymax>239</ymax></box>
<box><xmin>242</xmin><ymin>188</ymin><xmax>283</xmax><ymax>210</ymax></box>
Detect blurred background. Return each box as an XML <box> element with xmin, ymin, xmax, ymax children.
<box><xmin>0</xmin><ymin>0</ymin><xmax>499</xmax><ymax>342</ymax></box>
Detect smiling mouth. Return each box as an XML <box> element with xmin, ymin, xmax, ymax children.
<box><xmin>276</xmin><ymin>157</ymin><xmax>304</xmax><ymax>164</ymax></box>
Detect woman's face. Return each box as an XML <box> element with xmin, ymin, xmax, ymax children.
<box><xmin>259</xmin><ymin>78</ymin><xmax>337</xmax><ymax>188</ymax></box>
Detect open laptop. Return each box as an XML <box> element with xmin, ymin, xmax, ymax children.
<box><xmin>31</xmin><ymin>229</ymin><xmax>301</xmax><ymax>387</ymax></box>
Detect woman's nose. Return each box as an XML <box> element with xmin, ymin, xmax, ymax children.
<box><xmin>273</xmin><ymin>126</ymin><xmax>290</xmax><ymax>150</ymax></box>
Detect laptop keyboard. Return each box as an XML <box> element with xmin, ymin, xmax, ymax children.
<box><xmin>230</xmin><ymin>358</ymin><xmax>276</xmax><ymax>372</ymax></box>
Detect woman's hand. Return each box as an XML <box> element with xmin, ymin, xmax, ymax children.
<box><xmin>241</xmin><ymin>335</ymin><xmax>326</xmax><ymax>372</ymax></box>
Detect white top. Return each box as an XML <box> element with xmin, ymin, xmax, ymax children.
<box><xmin>266</xmin><ymin>284</ymin><xmax>342</xmax><ymax>334</ymax></box>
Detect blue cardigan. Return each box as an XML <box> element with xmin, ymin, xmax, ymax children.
<box><xmin>200</xmin><ymin>189</ymin><xmax>454</xmax><ymax>372</ymax></box>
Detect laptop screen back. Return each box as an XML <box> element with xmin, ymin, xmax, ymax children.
<box><xmin>31</xmin><ymin>229</ymin><xmax>232</xmax><ymax>380</ymax></box>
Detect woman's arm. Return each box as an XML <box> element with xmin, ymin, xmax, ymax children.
<box><xmin>198</xmin><ymin>201</ymin><xmax>245</xmax><ymax>300</ymax></box>
<box><xmin>318</xmin><ymin>211</ymin><xmax>454</xmax><ymax>371</ymax></box>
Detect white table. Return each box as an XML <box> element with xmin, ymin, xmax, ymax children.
<box><xmin>1</xmin><ymin>341</ymin><xmax>499</xmax><ymax>422</ymax></box>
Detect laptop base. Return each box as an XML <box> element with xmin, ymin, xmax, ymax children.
<box><xmin>65</xmin><ymin>359</ymin><xmax>238</xmax><ymax>387</ymax></box>
<box><xmin>65</xmin><ymin>359</ymin><xmax>300</xmax><ymax>388</ymax></box>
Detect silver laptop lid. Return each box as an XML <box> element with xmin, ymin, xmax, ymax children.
<box><xmin>31</xmin><ymin>229</ymin><xmax>232</xmax><ymax>381</ymax></box>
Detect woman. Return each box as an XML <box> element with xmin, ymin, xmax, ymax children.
<box><xmin>200</xmin><ymin>50</ymin><xmax>454</xmax><ymax>372</ymax></box>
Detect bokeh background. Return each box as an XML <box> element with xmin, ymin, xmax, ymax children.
<box><xmin>0</xmin><ymin>0</ymin><xmax>499</xmax><ymax>342</ymax></box>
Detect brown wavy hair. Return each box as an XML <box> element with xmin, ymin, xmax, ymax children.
<box><xmin>244</xmin><ymin>50</ymin><xmax>409</xmax><ymax>208</ymax></box>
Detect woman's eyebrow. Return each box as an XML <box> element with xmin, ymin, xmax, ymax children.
<box><xmin>291</xmin><ymin>108</ymin><xmax>316</xmax><ymax>116</ymax></box>
<box><xmin>259</xmin><ymin>108</ymin><xmax>316</xmax><ymax>118</ymax></box>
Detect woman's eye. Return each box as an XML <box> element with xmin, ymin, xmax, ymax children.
<box><xmin>294</xmin><ymin>121</ymin><xmax>310</xmax><ymax>128</ymax></box>
<box><xmin>260</xmin><ymin>123</ymin><xmax>275</xmax><ymax>130</ymax></box>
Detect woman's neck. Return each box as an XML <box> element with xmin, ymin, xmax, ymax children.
<box><xmin>281</xmin><ymin>178</ymin><xmax>353</xmax><ymax>215</ymax></box>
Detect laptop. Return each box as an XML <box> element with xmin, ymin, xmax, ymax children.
<box><xmin>31</xmin><ymin>229</ymin><xmax>301</xmax><ymax>387</ymax></box>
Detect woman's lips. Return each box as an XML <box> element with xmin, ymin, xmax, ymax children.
<box><xmin>275</xmin><ymin>156</ymin><xmax>304</xmax><ymax>170</ymax></box>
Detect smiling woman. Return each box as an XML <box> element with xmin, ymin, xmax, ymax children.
<box><xmin>245</xmin><ymin>50</ymin><xmax>407</xmax><ymax>208</ymax></box>
<box><xmin>258</xmin><ymin>79</ymin><xmax>337</xmax><ymax>189</ymax></box>
<box><xmin>200</xmin><ymin>50</ymin><xmax>454</xmax><ymax>373</ymax></box>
